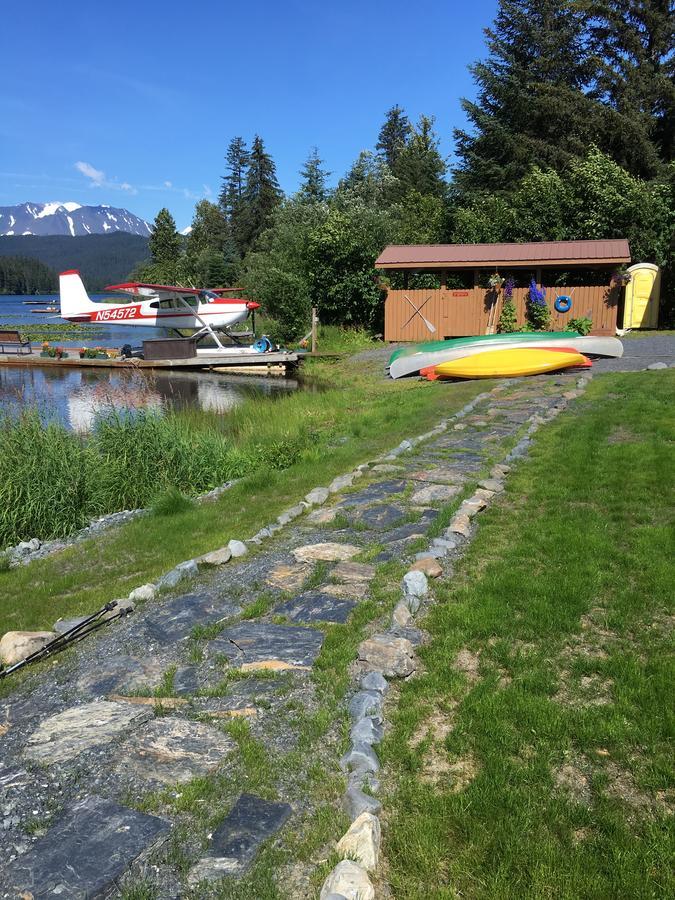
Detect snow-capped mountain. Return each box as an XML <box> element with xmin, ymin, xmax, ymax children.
<box><xmin>0</xmin><ymin>202</ymin><xmax>152</xmax><ymax>237</ymax></box>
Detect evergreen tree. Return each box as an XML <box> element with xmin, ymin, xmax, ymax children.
<box><xmin>238</xmin><ymin>135</ymin><xmax>283</xmax><ymax>251</ymax></box>
<box><xmin>186</xmin><ymin>200</ymin><xmax>228</xmax><ymax>258</ymax></box>
<box><xmin>298</xmin><ymin>147</ymin><xmax>331</xmax><ymax>202</ymax></box>
<box><xmin>391</xmin><ymin>115</ymin><xmax>447</xmax><ymax>199</ymax></box>
<box><xmin>336</xmin><ymin>151</ymin><xmax>396</xmax><ymax>206</ymax></box>
<box><xmin>587</xmin><ymin>0</ymin><xmax>674</xmax><ymax>166</ymax></box>
<box><xmin>376</xmin><ymin>105</ymin><xmax>411</xmax><ymax>168</ymax></box>
<box><xmin>453</xmin><ymin>0</ymin><xmax>604</xmax><ymax>192</ymax></box>
<box><xmin>219</xmin><ymin>137</ymin><xmax>249</xmax><ymax>251</ymax></box>
<box><xmin>148</xmin><ymin>208</ymin><xmax>181</xmax><ymax>266</ymax></box>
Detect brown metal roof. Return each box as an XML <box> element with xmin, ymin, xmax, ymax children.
<box><xmin>375</xmin><ymin>239</ymin><xmax>631</xmax><ymax>269</ymax></box>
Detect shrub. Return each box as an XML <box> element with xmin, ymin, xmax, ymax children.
<box><xmin>565</xmin><ymin>316</ymin><xmax>593</xmax><ymax>335</ymax></box>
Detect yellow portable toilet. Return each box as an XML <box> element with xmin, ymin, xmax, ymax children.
<box><xmin>623</xmin><ymin>263</ymin><xmax>661</xmax><ymax>329</ymax></box>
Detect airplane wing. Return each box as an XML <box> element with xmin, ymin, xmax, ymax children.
<box><xmin>104</xmin><ymin>281</ymin><xmax>202</xmax><ymax>300</ymax></box>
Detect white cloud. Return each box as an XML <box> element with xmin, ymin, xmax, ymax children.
<box><xmin>203</xmin><ymin>184</ymin><xmax>213</xmax><ymax>197</ymax></box>
<box><xmin>74</xmin><ymin>161</ymin><xmax>138</xmax><ymax>195</ymax></box>
<box><xmin>75</xmin><ymin>161</ymin><xmax>105</xmax><ymax>185</ymax></box>
<box><xmin>164</xmin><ymin>180</ymin><xmax>172</xmax><ymax>188</ymax></box>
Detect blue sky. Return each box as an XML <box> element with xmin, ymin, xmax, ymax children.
<box><xmin>1</xmin><ymin>0</ymin><xmax>497</xmax><ymax>230</ymax></box>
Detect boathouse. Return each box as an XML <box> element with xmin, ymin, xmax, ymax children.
<box><xmin>375</xmin><ymin>239</ymin><xmax>631</xmax><ymax>341</ymax></box>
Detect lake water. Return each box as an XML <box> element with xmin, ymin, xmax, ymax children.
<box><xmin>0</xmin><ymin>295</ymin><xmax>300</xmax><ymax>431</ymax></box>
<box><xmin>0</xmin><ymin>293</ymin><xmax>167</xmax><ymax>346</ymax></box>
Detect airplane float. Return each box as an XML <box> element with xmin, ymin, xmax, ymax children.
<box><xmin>58</xmin><ymin>270</ymin><xmax>263</xmax><ymax>352</ymax></box>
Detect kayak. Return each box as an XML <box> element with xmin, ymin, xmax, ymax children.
<box><xmin>388</xmin><ymin>332</ymin><xmax>579</xmax><ymax>366</ymax></box>
<box><xmin>389</xmin><ymin>335</ymin><xmax>623</xmax><ymax>379</ymax></box>
<box><xmin>427</xmin><ymin>347</ymin><xmax>591</xmax><ymax>380</ymax></box>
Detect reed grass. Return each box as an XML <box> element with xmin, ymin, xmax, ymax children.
<box><xmin>0</xmin><ymin>402</ymin><xmax>317</xmax><ymax>547</ymax></box>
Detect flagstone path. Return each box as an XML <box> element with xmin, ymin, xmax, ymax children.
<box><xmin>0</xmin><ymin>372</ymin><xmax>588</xmax><ymax>899</ymax></box>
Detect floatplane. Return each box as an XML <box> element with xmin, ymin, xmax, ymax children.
<box><xmin>58</xmin><ymin>270</ymin><xmax>265</xmax><ymax>353</ymax></box>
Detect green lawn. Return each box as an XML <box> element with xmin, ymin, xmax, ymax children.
<box><xmin>381</xmin><ymin>371</ymin><xmax>674</xmax><ymax>899</ymax></box>
<box><xmin>0</xmin><ymin>356</ymin><xmax>485</xmax><ymax>642</ymax></box>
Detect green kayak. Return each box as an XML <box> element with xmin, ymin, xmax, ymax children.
<box><xmin>388</xmin><ymin>331</ymin><xmax>580</xmax><ymax>366</ymax></box>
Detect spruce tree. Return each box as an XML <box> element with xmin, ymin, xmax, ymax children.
<box><xmin>186</xmin><ymin>200</ymin><xmax>228</xmax><ymax>258</ymax></box>
<box><xmin>587</xmin><ymin>0</ymin><xmax>674</xmax><ymax>166</ymax></box>
<box><xmin>238</xmin><ymin>135</ymin><xmax>283</xmax><ymax>251</ymax></box>
<box><xmin>453</xmin><ymin>0</ymin><xmax>602</xmax><ymax>192</ymax></box>
<box><xmin>219</xmin><ymin>137</ymin><xmax>249</xmax><ymax>250</ymax></box>
<box><xmin>299</xmin><ymin>147</ymin><xmax>331</xmax><ymax>202</ymax></box>
<box><xmin>391</xmin><ymin>115</ymin><xmax>447</xmax><ymax>199</ymax></box>
<box><xmin>376</xmin><ymin>105</ymin><xmax>411</xmax><ymax>168</ymax></box>
<box><xmin>148</xmin><ymin>208</ymin><xmax>181</xmax><ymax>266</ymax></box>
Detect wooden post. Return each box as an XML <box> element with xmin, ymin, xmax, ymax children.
<box><xmin>311</xmin><ymin>307</ymin><xmax>318</xmax><ymax>354</ymax></box>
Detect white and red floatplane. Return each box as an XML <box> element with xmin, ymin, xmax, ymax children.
<box><xmin>59</xmin><ymin>270</ymin><xmax>262</xmax><ymax>352</ymax></box>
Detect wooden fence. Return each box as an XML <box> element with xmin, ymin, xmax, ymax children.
<box><xmin>384</xmin><ymin>285</ymin><xmax>620</xmax><ymax>341</ymax></box>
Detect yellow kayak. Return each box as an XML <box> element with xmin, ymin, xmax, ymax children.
<box><xmin>432</xmin><ymin>347</ymin><xmax>591</xmax><ymax>379</ymax></box>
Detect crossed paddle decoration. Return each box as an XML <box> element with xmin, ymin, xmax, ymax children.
<box><xmin>402</xmin><ymin>294</ymin><xmax>437</xmax><ymax>333</ymax></box>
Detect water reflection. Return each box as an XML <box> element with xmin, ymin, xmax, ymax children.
<box><xmin>0</xmin><ymin>366</ymin><xmax>300</xmax><ymax>432</ymax></box>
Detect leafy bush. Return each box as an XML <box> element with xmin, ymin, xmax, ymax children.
<box><xmin>498</xmin><ymin>300</ymin><xmax>518</xmax><ymax>333</ymax></box>
<box><xmin>565</xmin><ymin>316</ymin><xmax>593</xmax><ymax>335</ymax></box>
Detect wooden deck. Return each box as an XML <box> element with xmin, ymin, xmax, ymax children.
<box><xmin>0</xmin><ymin>349</ymin><xmax>301</xmax><ymax>373</ymax></box>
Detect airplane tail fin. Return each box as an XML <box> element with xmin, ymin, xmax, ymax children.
<box><xmin>59</xmin><ymin>270</ymin><xmax>97</xmax><ymax>320</ymax></box>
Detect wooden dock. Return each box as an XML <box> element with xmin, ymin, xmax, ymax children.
<box><xmin>0</xmin><ymin>350</ymin><xmax>301</xmax><ymax>374</ymax></box>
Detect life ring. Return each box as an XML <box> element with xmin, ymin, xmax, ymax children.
<box><xmin>554</xmin><ymin>295</ymin><xmax>572</xmax><ymax>313</ymax></box>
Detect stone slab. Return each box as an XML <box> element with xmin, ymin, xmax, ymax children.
<box><xmin>116</xmin><ymin>717</ymin><xmax>234</xmax><ymax>785</ymax></box>
<box><xmin>292</xmin><ymin>542</ymin><xmax>361</xmax><ymax>563</ymax></box>
<box><xmin>338</xmin><ymin>479</ymin><xmax>407</xmax><ymax>508</ymax></box>
<box><xmin>143</xmin><ymin>592</ymin><xmax>241</xmax><ymax>644</ymax></box>
<box><xmin>209</xmin><ymin>622</ymin><xmax>324</xmax><ymax>671</ymax></box>
<box><xmin>410</xmin><ymin>483</ymin><xmax>461</xmax><ymax>505</ymax></box>
<box><xmin>408</xmin><ymin>466</ymin><xmax>467</xmax><ymax>485</ymax></box>
<box><xmin>4</xmin><ymin>795</ymin><xmax>170</xmax><ymax>899</ymax></box>
<box><xmin>276</xmin><ymin>591</ymin><xmax>356</xmax><ymax>624</ymax></box>
<box><xmin>332</xmin><ymin>561</ymin><xmax>376</xmax><ymax>583</ymax></box>
<box><xmin>266</xmin><ymin>562</ymin><xmax>311</xmax><ymax>592</ymax></box>
<box><xmin>24</xmin><ymin>701</ymin><xmax>151</xmax><ymax>765</ymax></box>
<box><xmin>188</xmin><ymin>793</ymin><xmax>291</xmax><ymax>883</ymax></box>
<box><xmin>352</xmin><ymin>503</ymin><xmax>406</xmax><ymax>531</ymax></box>
<box><xmin>77</xmin><ymin>655</ymin><xmax>165</xmax><ymax>697</ymax></box>
<box><xmin>321</xmin><ymin>582</ymin><xmax>369</xmax><ymax>600</ymax></box>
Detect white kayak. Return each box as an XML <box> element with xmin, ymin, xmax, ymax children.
<box><xmin>389</xmin><ymin>335</ymin><xmax>623</xmax><ymax>379</ymax></box>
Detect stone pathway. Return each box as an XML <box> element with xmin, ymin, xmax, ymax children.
<box><xmin>0</xmin><ymin>372</ymin><xmax>590</xmax><ymax>899</ymax></box>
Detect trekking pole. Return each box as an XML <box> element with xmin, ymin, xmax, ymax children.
<box><xmin>0</xmin><ymin>599</ymin><xmax>134</xmax><ymax>679</ymax></box>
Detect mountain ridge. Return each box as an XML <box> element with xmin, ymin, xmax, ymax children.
<box><xmin>0</xmin><ymin>233</ymin><xmax>149</xmax><ymax>291</ymax></box>
<box><xmin>0</xmin><ymin>202</ymin><xmax>151</xmax><ymax>238</ymax></box>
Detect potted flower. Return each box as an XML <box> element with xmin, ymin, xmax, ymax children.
<box><xmin>611</xmin><ymin>268</ymin><xmax>631</xmax><ymax>287</ymax></box>
<box><xmin>488</xmin><ymin>273</ymin><xmax>505</xmax><ymax>290</ymax></box>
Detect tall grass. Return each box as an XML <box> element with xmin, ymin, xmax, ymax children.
<box><xmin>0</xmin><ymin>410</ymin><xmax>90</xmax><ymax>544</ymax></box>
<box><xmin>0</xmin><ymin>402</ymin><xmax>317</xmax><ymax>547</ymax></box>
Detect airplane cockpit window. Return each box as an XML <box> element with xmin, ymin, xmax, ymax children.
<box><xmin>199</xmin><ymin>290</ymin><xmax>219</xmax><ymax>303</ymax></box>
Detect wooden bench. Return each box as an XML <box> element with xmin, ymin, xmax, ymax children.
<box><xmin>0</xmin><ymin>329</ymin><xmax>32</xmax><ymax>354</ymax></box>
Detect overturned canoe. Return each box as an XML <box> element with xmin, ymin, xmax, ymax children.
<box><xmin>388</xmin><ymin>331</ymin><xmax>578</xmax><ymax>366</ymax></box>
<box><xmin>429</xmin><ymin>347</ymin><xmax>591</xmax><ymax>380</ymax></box>
<box><xmin>389</xmin><ymin>335</ymin><xmax>623</xmax><ymax>379</ymax></box>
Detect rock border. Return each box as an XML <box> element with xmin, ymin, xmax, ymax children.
<box><xmin>319</xmin><ymin>374</ymin><xmax>593</xmax><ymax>898</ymax></box>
